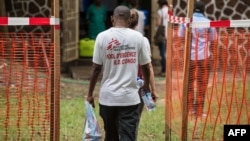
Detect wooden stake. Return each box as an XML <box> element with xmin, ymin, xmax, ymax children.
<box><xmin>165</xmin><ymin>0</ymin><xmax>173</xmax><ymax>140</ymax></box>
<box><xmin>181</xmin><ymin>0</ymin><xmax>194</xmax><ymax>141</ymax></box>
<box><xmin>50</xmin><ymin>0</ymin><xmax>60</xmax><ymax>141</ymax></box>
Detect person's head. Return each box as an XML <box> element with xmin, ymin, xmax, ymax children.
<box><xmin>111</xmin><ymin>6</ymin><xmax>131</xmax><ymax>27</ymax></box>
<box><xmin>94</xmin><ymin>0</ymin><xmax>101</xmax><ymax>6</ymax></box>
<box><xmin>130</xmin><ymin>0</ymin><xmax>138</xmax><ymax>9</ymax></box>
<box><xmin>157</xmin><ymin>0</ymin><xmax>168</xmax><ymax>8</ymax></box>
<box><xmin>194</xmin><ymin>1</ymin><xmax>205</xmax><ymax>13</ymax></box>
<box><xmin>129</xmin><ymin>9</ymin><xmax>139</xmax><ymax>29</ymax></box>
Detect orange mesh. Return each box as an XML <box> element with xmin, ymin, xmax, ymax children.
<box><xmin>0</xmin><ymin>33</ymin><xmax>54</xmax><ymax>140</ymax></box>
<box><xmin>167</xmin><ymin>26</ymin><xmax>250</xmax><ymax>140</ymax></box>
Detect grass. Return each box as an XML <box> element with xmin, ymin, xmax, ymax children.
<box><xmin>168</xmin><ymin>78</ymin><xmax>250</xmax><ymax>141</ymax></box>
<box><xmin>62</xmin><ymin>73</ymin><xmax>246</xmax><ymax>140</ymax></box>
<box><xmin>60</xmin><ymin>98</ymin><xmax>86</xmax><ymax>141</ymax></box>
<box><xmin>60</xmin><ymin>98</ymin><xmax>166</xmax><ymax>141</ymax></box>
<box><xmin>59</xmin><ymin>76</ymin><xmax>167</xmax><ymax>141</ymax></box>
<box><xmin>0</xmin><ymin>92</ymin><xmax>50</xmax><ymax>141</ymax></box>
<box><xmin>0</xmin><ymin>76</ymin><xmax>249</xmax><ymax>141</ymax></box>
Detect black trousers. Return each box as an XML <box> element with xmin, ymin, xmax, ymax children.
<box><xmin>135</xmin><ymin>97</ymin><xmax>144</xmax><ymax>140</ymax></box>
<box><xmin>99</xmin><ymin>104</ymin><xmax>140</xmax><ymax>141</ymax></box>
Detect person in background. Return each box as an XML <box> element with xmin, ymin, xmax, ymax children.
<box><xmin>178</xmin><ymin>1</ymin><xmax>217</xmax><ymax>118</ymax></box>
<box><xmin>155</xmin><ymin>0</ymin><xmax>169</xmax><ymax>76</ymax></box>
<box><xmin>129</xmin><ymin>0</ymin><xmax>146</xmax><ymax>35</ymax></box>
<box><xmin>120</xmin><ymin>0</ymin><xmax>131</xmax><ymax>8</ymax></box>
<box><xmin>129</xmin><ymin>9</ymin><xmax>158</xmax><ymax>139</ymax></box>
<box><xmin>86</xmin><ymin>6</ymin><xmax>156</xmax><ymax>141</ymax></box>
<box><xmin>86</xmin><ymin>0</ymin><xmax>107</xmax><ymax>39</ymax></box>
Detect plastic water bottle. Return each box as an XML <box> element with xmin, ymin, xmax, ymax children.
<box><xmin>141</xmin><ymin>89</ymin><xmax>155</xmax><ymax>111</ymax></box>
<box><xmin>136</xmin><ymin>77</ymin><xmax>144</xmax><ymax>88</ymax></box>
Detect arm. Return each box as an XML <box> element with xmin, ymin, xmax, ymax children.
<box><xmin>209</xmin><ymin>27</ymin><xmax>217</xmax><ymax>41</ymax></box>
<box><xmin>156</xmin><ymin>12</ymin><xmax>161</xmax><ymax>26</ymax></box>
<box><xmin>178</xmin><ymin>24</ymin><xmax>186</xmax><ymax>38</ymax></box>
<box><xmin>141</xmin><ymin>63</ymin><xmax>153</xmax><ymax>96</ymax></box>
<box><xmin>178</xmin><ymin>24</ymin><xmax>186</xmax><ymax>46</ymax></box>
<box><xmin>208</xmin><ymin>27</ymin><xmax>218</xmax><ymax>54</ymax></box>
<box><xmin>149</xmin><ymin>63</ymin><xmax>158</xmax><ymax>102</ymax></box>
<box><xmin>87</xmin><ymin>63</ymin><xmax>102</xmax><ymax>107</ymax></box>
<box><xmin>141</xmin><ymin>63</ymin><xmax>157</xmax><ymax>101</ymax></box>
<box><xmin>142</xmin><ymin>37</ymin><xmax>158</xmax><ymax>100</ymax></box>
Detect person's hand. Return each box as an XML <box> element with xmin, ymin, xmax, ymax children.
<box><xmin>86</xmin><ymin>95</ymin><xmax>95</xmax><ymax>108</ymax></box>
<box><xmin>151</xmin><ymin>90</ymin><xmax>159</xmax><ymax>102</ymax></box>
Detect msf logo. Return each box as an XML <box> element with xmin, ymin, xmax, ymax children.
<box><xmin>107</xmin><ymin>38</ymin><xmax>121</xmax><ymax>50</ymax></box>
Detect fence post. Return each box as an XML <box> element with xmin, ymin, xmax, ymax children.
<box><xmin>165</xmin><ymin>0</ymin><xmax>173</xmax><ymax>140</ymax></box>
<box><xmin>0</xmin><ymin>0</ymin><xmax>9</xmax><ymax>37</ymax></box>
<box><xmin>51</xmin><ymin>0</ymin><xmax>60</xmax><ymax>141</ymax></box>
<box><xmin>181</xmin><ymin>0</ymin><xmax>194</xmax><ymax>141</ymax></box>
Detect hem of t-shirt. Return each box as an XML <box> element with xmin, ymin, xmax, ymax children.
<box><xmin>99</xmin><ymin>101</ymin><xmax>140</xmax><ymax>106</ymax></box>
<box><xmin>139</xmin><ymin>60</ymin><xmax>151</xmax><ymax>66</ymax></box>
<box><xmin>92</xmin><ymin>60</ymin><xmax>102</xmax><ymax>65</ymax></box>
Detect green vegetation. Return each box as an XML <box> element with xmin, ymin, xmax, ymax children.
<box><xmin>0</xmin><ymin>78</ymin><xmax>249</xmax><ymax>141</ymax></box>
<box><xmin>60</xmin><ymin>98</ymin><xmax>166</xmax><ymax>141</ymax></box>
<box><xmin>0</xmin><ymin>93</ymin><xmax>50</xmax><ymax>141</ymax></box>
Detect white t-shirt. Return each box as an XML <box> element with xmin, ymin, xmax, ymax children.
<box><xmin>144</xmin><ymin>37</ymin><xmax>151</xmax><ymax>56</ymax></box>
<box><xmin>93</xmin><ymin>27</ymin><xmax>151</xmax><ymax>106</ymax></box>
<box><xmin>157</xmin><ymin>6</ymin><xmax>168</xmax><ymax>38</ymax></box>
<box><xmin>133</xmin><ymin>9</ymin><xmax>146</xmax><ymax>35</ymax></box>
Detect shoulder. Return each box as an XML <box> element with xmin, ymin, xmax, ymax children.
<box><xmin>96</xmin><ymin>29</ymin><xmax>110</xmax><ymax>39</ymax></box>
<box><xmin>87</xmin><ymin>4</ymin><xmax>95</xmax><ymax>12</ymax></box>
<box><xmin>193</xmin><ymin>13</ymin><xmax>210</xmax><ymax>21</ymax></box>
<box><xmin>88</xmin><ymin>4</ymin><xmax>94</xmax><ymax>9</ymax></box>
<box><xmin>136</xmin><ymin>9</ymin><xmax>144</xmax><ymax>14</ymax></box>
<box><xmin>143</xmin><ymin>37</ymin><xmax>150</xmax><ymax>48</ymax></box>
<box><xmin>129</xmin><ymin>30</ymin><xmax>145</xmax><ymax>43</ymax></box>
<box><xmin>143</xmin><ymin>37</ymin><xmax>149</xmax><ymax>43</ymax></box>
<box><xmin>128</xmin><ymin>28</ymin><xmax>143</xmax><ymax>36</ymax></box>
<box><xmin>135</xmin><ymin>31</ymin><xmax>144</xmax><ymax>39</ymax></box>
<box><xmin>137</xmin><ymin>10</ymin><xmax>145</xmax><ymax>18</ymax></box>
<box><xmin>158</xmin><ymin>7</ymin><xmax>168</xmax><ymax>15</ymax></box>
<box><xmin>163</xmin><ymin>6</ymin><xmax>168</xmax><ymax>11</ymax></box>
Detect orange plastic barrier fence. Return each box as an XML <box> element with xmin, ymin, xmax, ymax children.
<box><xmin>167</xmin><ymin>26</ymin><xmax>250</xmax><ymax>140</ymax></box>
<box><xmin>0</xmin><ymin>33</ymin><xmax>54</xmax><ymax>140</ymax></box>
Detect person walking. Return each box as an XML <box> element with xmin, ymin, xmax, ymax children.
<box><xmin>120</xmin><ymin>0</ymin><xmax>131</xmax><ymax>8</ymax></box>
<box><xmin>129</xmin><ymin>0</ymin><xmax>146</xmax><ymax>35</ymax></box>
<box><xmin>178</xmin><ymin>1</ymin><xmax>217</xmax><ymax>118</ymax></box>
<box><xmin>86</xmin><ymin>0</ymin><xmax>107</xmax><ymax>39</ymax></box>
<box><xmin>155</xmin><ymin>0</ymin><xmax>169</xmax><ymax>76</ymax></box>
<box><xmin>86</xmin><ymin>6</ymin><xmax>156</xmax><ymax>141</ymax></box>
<box><xmin>129</xmin><ymin>9</ymin><xmax>158</xmax><ymax>139</ymax></box>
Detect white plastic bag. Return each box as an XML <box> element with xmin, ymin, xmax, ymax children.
<box><xmin>82</xmin><ymin>101</ymin><xmax>102</xmax><ymax>141</ymax></box>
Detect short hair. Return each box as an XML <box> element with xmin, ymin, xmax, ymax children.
<box><xmin>113</xmin><ymin>6</ymin><xmax>131</xmax><ymax>20</ymax></box>
<box><xmin>194</xmin><ymin>1</ymin><xmax>205</xmax><ymax>13</ymax></box>
<box><xmin>129</xmin><ymin>9</ymin><xmax>139</xmax><ymax>29</ymax></box>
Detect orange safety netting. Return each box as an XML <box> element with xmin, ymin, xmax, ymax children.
<box><xmin>167</xmin><ymin>26</ymin><xmax>250</xmax><ymax>140</ymax></box>
<box><xmin>0</xmin><ymin>33</ymin><xmax>54</xmax><ymax>140</ymax></box>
